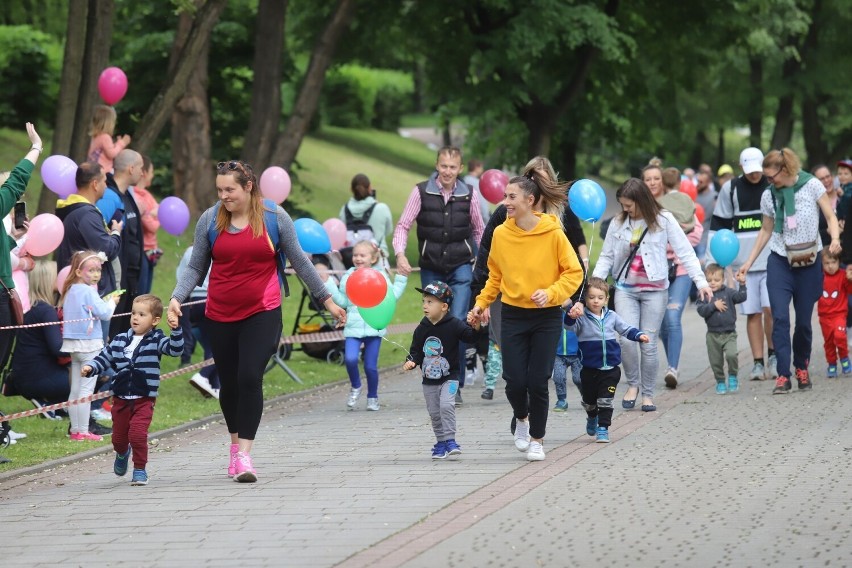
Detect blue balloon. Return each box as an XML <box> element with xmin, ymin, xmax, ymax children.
<box><xmin>294</xmin><ymin>217</ymin><xmax>331</xmax><ymax>254</ymax></box>
<box><xmin>709</xmin><ymin>229</ymin><xmax>740</xmax><ymax>267</ymax></box>
<box><xmin>569</xmin><ymin>179</ymin><xmax>607</xmax><ymax>222</ymax></box>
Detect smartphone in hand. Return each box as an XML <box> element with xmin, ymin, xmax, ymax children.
<box><xmin>14</xmin><ymin>201</ymin><xmax>26</xmax><ymax>230</ymax></box>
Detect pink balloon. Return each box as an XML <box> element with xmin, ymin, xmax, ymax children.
<box><xmin>56</xmin><ymin>265</ymin><xmax>71</xmax><ymax>292</ymax></box>
<box><xmin>479</xmin><ymin>169</ymin><xmax>509</xmax><ymax>204</ymax></box>
<box><xmin>41</xmin><ymin>155</ymin><xmax>78</xmax><ymax>198</ymax></box>
<box><xmin>98</xmin><ymin>67</ymin><xmax>128</xmax><ymax>106</ymax></box>
<box><xmin>323</xmin><ymin>218</ymin><xmax>347</xmax><ymax>250</ymax></box>
<box><xmin>260</xmin><ymin>166</ymin><xmax>291</xmax><ymax>203</ymax></box>
<box><xmin>24</xmin><ymin>214</ymin><xmax>65</xmax><ymax>257</ymax></box>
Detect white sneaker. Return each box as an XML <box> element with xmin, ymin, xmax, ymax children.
<box><xmin>767</xmin><ymin>355</ymin><xmax>778</xmax><ymax>380</ymax></box>
<box><xmin>347</xmin><ymin>387</ymin><xmax>362</xmax><ymax>409</ymax></box>
<box><xmin>211</xmin><ymin>389</ymin><xmax>220</xmax><ymax>400</ymax></box>
<box><xmin>527</xmin><ymin>440</ymin><xmax>545</xmax><ymax>461</ymax></box>
<box><xmin>366</xmin><ymin>397</ymin><xmax>379</xmax><ymax>411</ymax></box>
<box><xmin>514</xmin><ymin>419</ymin><xmax>530</xmax><ymax>452</ymax></box>
<box><xmin>465</xmin><ymin>369</ymin><xmax>476</xmax><ymax>387</ymax></box>
<box><xmin>8</xmin><ymin>430</ymin><xmax>27</xmax><ymax>441</ymax></box>
<box><xmin>90</xmin><ymin>408</ymin><xmax>112</xmax><ymax>422</ymax></box>
<box><xmin>189</xmin><ymin>373</ymin><xmax>216</xmax><ymax>398</ymax></box>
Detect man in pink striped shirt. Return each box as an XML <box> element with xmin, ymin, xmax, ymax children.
<box><xmin>393</xmin><ymin>147</ymin><xmax>485</xmax><ymax>403</ymax></box>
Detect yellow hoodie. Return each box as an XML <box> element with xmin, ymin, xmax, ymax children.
<box><xmin>475</xmin><ymin>213</ymin><xmax>583</xmax><ymax>310</ymax></box>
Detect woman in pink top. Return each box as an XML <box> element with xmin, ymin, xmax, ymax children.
<box><xmin>87</xmin><ymin>105</ymin><xmax>131</xmax><ymax>173</ymax></box>
<box><xmin>133</xmin><ymin>155</ymin><xmax>160</xmax><ymax>294</ymax></box>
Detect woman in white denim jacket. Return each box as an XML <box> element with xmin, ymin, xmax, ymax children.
<box><xmin>591</xmin><ymin>178</ymin><xmax>712</xmax><ymax>411</ymax></box>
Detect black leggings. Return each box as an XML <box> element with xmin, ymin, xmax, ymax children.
<box><xmin>501</xmin><ymin>304</ymin><xmax>562</xmax><ymax>440</ymax></box>
<box><xmin>206</xmin><ymin>309</ymin><xmax>282</xmax><ymax>440</ymax></box>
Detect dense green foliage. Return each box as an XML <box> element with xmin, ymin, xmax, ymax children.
<box><xmin>0</xmin><ymin>25</ymin><xmax>62</xmax><ymax>128</ymax></box>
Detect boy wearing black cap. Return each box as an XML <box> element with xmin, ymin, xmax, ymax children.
<box><xmin>403</xmin><ymin>281</ymin><xmax>480</xmax><ymax>459</ymax></box>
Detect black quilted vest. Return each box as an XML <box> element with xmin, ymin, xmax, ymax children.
<box><xmin>415</xmin><ymin>179</ymin><xmax>474</xmax><ymax>271</ymax></box>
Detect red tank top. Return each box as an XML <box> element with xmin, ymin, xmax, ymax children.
<box><xmin>206</xmin><ymin>225</ymin><xmax>280</xmax><ymax>322</ymax></box>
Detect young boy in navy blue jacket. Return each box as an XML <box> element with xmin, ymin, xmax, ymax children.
<box><xmin>565</xmin><ymin>278</ymin><xmax>649</xmax><ymax>443</ymax></box>
<box><xmin>83</xmin><ymin>294</ymin><xmax>183</xmax><ymax>485</ymax></box>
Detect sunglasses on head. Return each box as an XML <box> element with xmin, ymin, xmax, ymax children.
<box><xmin>216</xmin><ymin>160</ymin><xmax>252</xmax><ymax>175</ymax></box>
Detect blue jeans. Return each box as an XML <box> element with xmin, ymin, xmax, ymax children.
<box><xmin>660</xmin><ymin>274</ymin><xmax>692</xmax><ymax>370</ymax></box>
<box><xmin>614</xmin><ymin>287</ymin><xmax>667</xmax><ymax>399</ymax></box>
<box><xmin>344</xmin><ymin>336</ymin><xmax>381</xmax><ymax>398</ymax></box>
<box><xmin>552</xmin><ymin>354</ymin><xmax>582</xmax><ymax>400</ymax></box>
<box><xmin>766</xmin><ymin>252</ymin><xmax>823</xmax><ymax>378</ymax></box>
<box><xmin>420</xmin><ymin>263</ymin><xmax>473</xmax><ymax>386</ymax></box>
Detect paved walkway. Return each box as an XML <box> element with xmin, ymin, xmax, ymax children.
<box><xmin>2</xmin><ymin>308</ymin><xmax>850</xmax><ymax>567</ymax></box>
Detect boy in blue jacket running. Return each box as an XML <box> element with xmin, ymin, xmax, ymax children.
<box><xmin>565</xmin><ymin>278</ymin><xmax>649</xmax><ymax>443</ymax></box>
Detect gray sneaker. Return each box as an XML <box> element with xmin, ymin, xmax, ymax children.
<box><xmin>366</xmin><ymin>397</ymin><xmax>379</xmax><ymax>411</ymax></box>
<box><xmin>750</xmin><ymin>361</ymin><xmax>765</xmax><ymax>381</ymax></box>
<box><xmin>346</xmin><ymin>387</ymin><xmax>362</xmax><ymax>409</ymax></box>
<box><xmin>767</xmin><ymin>355</ymin><xmax>778</xmax><ymax>380</ymax></box>
<box><xmin>455</xmin><ymin>390</ymin><xmax>463</xmax><ymax>407</ymax></box>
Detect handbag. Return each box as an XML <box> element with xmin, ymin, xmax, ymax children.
<box><xmin>608</xmin><ymin>226</ymin><xmax>648</xmax><ymax>309</ymax></box>
<box><xmin>0</xmin><ymin>278</ymin><xmax>23</xmax><ymax>326</ymax></box>
<box><xmin>785</xmin><ymin>241</ymin><xmax>819</xmax><ymax>268</ymax></box>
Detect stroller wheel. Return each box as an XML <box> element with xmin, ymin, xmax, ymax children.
<box><xmin>327</xmin><ymin>348</ymin><xmax>344</xmax><ymax>365</ymax></box>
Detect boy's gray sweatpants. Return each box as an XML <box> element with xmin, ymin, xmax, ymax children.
<box><xmin>423</xmin><ymin>380</ymin><xmax>458</xmax><ymax>442</ymax></box>
<box><xmin>707</xmin><ymin>331</ymin><xmax>738</xmax><ymax>381</ymax></box>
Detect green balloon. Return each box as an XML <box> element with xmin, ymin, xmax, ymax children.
<box><xmin>359</xmin><ymin>289</ymin><xmax>396</xmax><ymax>330</ymax></box>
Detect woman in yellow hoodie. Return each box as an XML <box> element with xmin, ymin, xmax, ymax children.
<box><xmin>468</xmin><ymin>157</ymin><xmax>584</xmax><ymax>461</ymax></box>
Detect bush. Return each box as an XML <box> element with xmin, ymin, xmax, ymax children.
<box><xmin>321</xmin><ymin>65</ymin><xmax>413</xmax><ymax>131</ymax></box>
<box><xmin>0</xmin><ymin>25</ymin><xmax>62</xmax><ymax>128</ymax></box>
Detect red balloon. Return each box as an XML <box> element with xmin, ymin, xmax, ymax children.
<box><xmin>679</xmin><ymin>178</ymin><xmax>698</xmax><ymax>201</ymax></box>
<box><xmin>345</xmin><ymin>268</ymin><xmax>388</xmax><ymax>308</ymax></box>
<box><xmin>479</xmin><ymin>169</ymin><xmax>509</xmax><ymax>204</ymax></box>
<box><xmin>695</xmin><ymin>203</ymin><xmax>705</xmax><ymax>224</ymax></box>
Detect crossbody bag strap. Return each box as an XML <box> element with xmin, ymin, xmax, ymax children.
<box><xmin>613</xmin><ymin>226</ymin><xmax>648</xmax><ymax>284</ymax></box>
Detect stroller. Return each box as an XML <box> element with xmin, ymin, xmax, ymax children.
<box><xmin>266</xmin><ymin>252</ymin><xmax>346</xmax><ymax>372</ymax></box>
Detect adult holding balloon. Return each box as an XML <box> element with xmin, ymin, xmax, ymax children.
<box><xmin>708</xmin><ymin>147</ymin><xmax>776</xmax><ymax>382</ymax></box>
<box><xmin>56</xmin><ymin>162</ymin><xmax>123</xmax><ymax>302</ymax></box>
<box><xmin>737</xmin><ymin>148</ymin><xmax>841</xmax><ymax>394</ymax></box>
<box><xmin>591</xmin><ymin>178</ymin><xmax>711</xmax><ymax>412</ymax></box>
<box><xmin>320</xmin><ymin>240</ymin><xmax>409</xmax><ymax>411</ymax></box>
<box><xmin>0</xmin><ymin>123</ymin><xmax>44</xmax><ymax>372</ymax></box>
<box><xmin>168</xmin><ymin>159</ymin><xmax>346</xmax><ymax>482</ymax></box>
<box><xmin>338</xmin><ymin>174</ymin><xmax>394</xmax><ymax>258</ymax></box>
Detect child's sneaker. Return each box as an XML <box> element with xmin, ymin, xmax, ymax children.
<box><xmin>481</xmin><ymin>388</ymin><xmax>494</xmax><ymax>400</ymax></box>
<box><xmin>595</xmin><ymin>426</ymin><xmax>610</xmax><ymax>443</ymax></box>
<box><xmin>114</xmin><ymin>448</ymin><xmax>131</xmax><ymax>476</ymax></box>
<box><xmin>841</xmin><ymin>358</ymin><xmax>852</xmax><ymax>375</ymax></box>
<box><xmin>795</xmin><ymin>368</ymin><xmax>812</xmax><ymax>391</ymax></box>
<box><xmin>234</xmin><ymin>452</ymin><xmax>257</xmax><ymax>482</ymax></box>
<box><xmin>130</xmin><ymin>469</ymin><xmax>148</xmax><ymax>486</ymax></box>
<box><xmin>366</xmin><ymin>397</ymin><xmax>380</xmax><ymax>411</ymax></box>
<box><xmin>70</xmin><ymin>431</ymin><xmax>103</xmax><ymax>441</ymax></box>
<box><xmin>526</xmin><ymin>440</ymin><xmax>545</xmax><ymax>461</ymax></box>
<box><xmin>553</xmin><ymin>399</ymin><xmax>568</xmax><ymax>412</ymax></box>
<box><xmin>772</xmin><ymin>375</ymin><xmax>792</xmax><ymax>394</ymax></box>
<box><xmin>828</xmin><ymin>364</ymin><xmax>838</xmax><ymax>378</ymax></box>
<box><xmin>228</xmin><ymin>443</ymin><xmax>238</xmax><ymax>477</ymax></box>
<box><xmin>445</xmin><ymin>439</ymin><xmax>461</xmax><ymax>456</ymax></box>
<box><xmin>514</xmin><ymin>418</ymin><xmax>530</xmax><ymax>452</ymax></box>
<box><xmin>431</xmin><ymin>441</ymin><xmax>448</xmax><ymax>460</ymax></box>
<box><xmin>715</xmin><ymin>382</ymin><xmax>727</xmax><ymax>395</ymax></box>
<box><xmin>727</xmin><ymin>374</ymin><xmax>739</xmax><ymax>393</ymax></box>
<box><xmin>586</xmin><ymin>415</ymin><xmax>598</xmax><ymax>436</ymax></box>
<box><xmin>346</xmin><ymin>387</ymin><xmax>362</xmax><ymax>409</ymax></box>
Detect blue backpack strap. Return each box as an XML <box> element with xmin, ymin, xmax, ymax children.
<box><xmin>207</xmin><ymin>200</ymin><xmax>290</xmax><ymax>297</ymax></box>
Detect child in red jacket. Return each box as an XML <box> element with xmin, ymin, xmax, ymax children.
<box><xmin>818</xmin><ymin>250</ymin><xmax>852</xmax><ymax>377</ymax></box>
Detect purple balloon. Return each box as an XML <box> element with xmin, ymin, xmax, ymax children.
<box><xmin>41</xmin><ymin>155</ymin><xmax>78</xmax><ymax>198</ymax></box>
<box><xmin>158</xmin><ymin>196</ymin><xmax>190</xmax><ymax>236</ymax></box>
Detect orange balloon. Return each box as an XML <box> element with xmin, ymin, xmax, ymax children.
<box><xmin>679</xmin><ymin>178</ymin><xmax>698</xmax><ymax>201</ymax></box>
<box><xmin>695</xmin><ymin>203</ymin><xmax>705</xmax><ymax>224</ymax></box>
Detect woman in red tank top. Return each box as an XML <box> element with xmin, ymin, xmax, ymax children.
<box><xmin>168</xmin><ymin>160</ymin><xmax>346</xmax><ymax>483</ymax></box>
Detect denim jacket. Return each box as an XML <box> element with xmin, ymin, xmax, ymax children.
<box><xmin>593</xmin><ymin>211</ymin><xmax>708</xmax><ymax>290</ymax></box>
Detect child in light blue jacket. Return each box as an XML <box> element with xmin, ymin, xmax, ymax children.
<box><xmin>322</xmin><ymin>240</ymin><xmax>408</xmax><ymax>411</ymax></box>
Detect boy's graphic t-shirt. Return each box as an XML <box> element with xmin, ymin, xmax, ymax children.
<box><xmin>407</xmin><ymin>314</ymin><xmax>479</xmax><ymax>385</ymax></box>
<box><xmin>422</xmin><ymin>336</ymin><xmax>451</xmax><ymax>379</ymax></box>
<box><xmin>818</xmin><ymin>270</ymin><xmax>852</xmax><ymax>318</ymax></box>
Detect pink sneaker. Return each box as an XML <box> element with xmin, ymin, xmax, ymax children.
<box><xmin>70</xmin><ymin>432</ymin><xmax>103</xmax><ymax>442</ymax></box>
<box><xmin>228</xmin><ymin>443</ymin><xmax>239</xmax><ymax>476</ymax></box>
<box><xmin>233</xmin><ymin>451</ymin><xmax>257</xmax><ymax>483</ymax></box>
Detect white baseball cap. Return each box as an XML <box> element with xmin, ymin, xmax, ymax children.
<box><xmin>740</xmin><ymin>147</ymin><xmax>764</xmax><ymax>175</ymax></box>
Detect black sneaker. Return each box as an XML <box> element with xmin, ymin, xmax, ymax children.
<box><xmin>795</xmin><ymin>369</ymin><xmax>812</xmax><ymax>391</ymax></box>
<box><xmin>772</xmin><ymin>375</ymin><xmax>792</xmax><ymax>394</ymax></box>
<box><xmin>90</xmin><ymin>418</ymin><xmax>112</xmax><ymax>436</ymax></box>
<box><xmin>455</xmin><ymin>391</ymin><xmax>463</xmax><ymax>407</ymax></box>
<box><xmin>481</xmin><ymin>388</ymin><xmax>494</xmax><ymax>400</ymax></box>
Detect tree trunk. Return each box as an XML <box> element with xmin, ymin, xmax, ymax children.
<box><xmin>716</xmin><ymin>128</ymin><xmax>725</xmax><ymax>169</ymax></box>
<box><xmin>133</xmin><ymin>0</ymin><xmax>227</xmax><ymax>155</ymax></box>
<box><xmin>689</xmin><ymin>130</ymin><xmax>708</xmax><ymax>169</ymax></box>
<box><xmin>801</xmin><ymin>96</ymin><xmax>828</xmax><ymax>169</ymax></box>
<box><xmin>242</xmin><ymin>0</ymin><xmax>288</xmax><ymax>169</ymax></box>
<box><xmin>747</xmin><ymin>57</ymin><xmax>763</xmax><ymax>148</ymax></box>
<box><xmin>37</xmin><ymin>0</ymin><xmax>88</xmax><ymax>214</ymax></box>
<box><xmin>170</xmin><ymin>6</ymin><xmax>215</xmax><ymax>217</ymax></box>
<box><xmin>270</xmin><ymin>0</ymin><xmax>357</xmax><ymax>169</ymax></box>
<box><xmin>559</xmin><ymin>138</ymin><xmax>578</xmax><ymax>181</ymax></box>
<box><xmin>525</xmin><ymin>104</ymin><xmax>553</xmax><ymax>158</ymax></box>
<box><xmin>69</xmin><ymin>0</ymin><xmax>114</xmax><ymax>164</ymax></box>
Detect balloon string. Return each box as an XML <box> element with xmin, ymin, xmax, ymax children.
<box><xmin>381</xmin><ymin>336</ymin><xmax>413</xmax><ymax>360</ymax></box>
<box><xmin>576</xmin><ymin>221</ymin><xmax>595</xmax><ymax>302</ymax></box>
